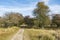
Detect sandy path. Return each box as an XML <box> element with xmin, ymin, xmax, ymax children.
<box><xmin>11</xmin><ymin>29</ymin><xmax>24</xmax><ymax>40</ymax></box>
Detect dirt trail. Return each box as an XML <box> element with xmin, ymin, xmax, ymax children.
<box><xmin>11</xmin><ymin>29</ymin><xmax>24</xmax><ymax>40</ymax></box>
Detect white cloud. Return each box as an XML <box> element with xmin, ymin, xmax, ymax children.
<box><xmin>0</xmin><ymin>6</ymin><xmax>35</xmax><ymax>16</ymax></box>
<box><xmin>0</xmin><ymin>0</ymin><xmax>60</xmax><ymax>17</ymax></box>
<box><xmin>39</xmin><ymin>0</ymin><xmax>49</xmax><ymax>5</ymax></box>
<box><xmin>49</xmin><ymin>5</ymin><xmax>60</xmax><ymax>14</ymax></box>
<box><xmin>0</xmin><ymin>0</ymin><xmax>38</xmax><ymax>17</ymax></box>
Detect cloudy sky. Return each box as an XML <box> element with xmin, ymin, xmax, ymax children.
<box><xmin>0</xmin><ymin>0</ymin><xmax>60</xmax><ymax>17</ymax></box>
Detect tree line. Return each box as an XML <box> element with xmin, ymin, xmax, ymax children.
<box><xmin>0</xmin><ymin>2</ymin><xmax>60</xmax><ymax>28</ymax></box>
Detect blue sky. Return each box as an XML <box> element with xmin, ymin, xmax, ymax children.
<box><xmin>0</xmin><ymin>0</ymin><xmax>60</xmax><ymax>17</ymax></box>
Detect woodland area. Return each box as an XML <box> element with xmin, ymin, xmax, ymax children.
<box><xmin>0</xmin><ymin>2</ymin><xmax>60</xmax><ymax>29</ymax></box>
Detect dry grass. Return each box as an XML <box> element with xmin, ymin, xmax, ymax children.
<box><xmin>0</xmin><ymin>27</ymin><xmax>60</xmax><ymax>40</ymax></box>
<box><xmin>0</xmin><ymin>27</ymin><xmax>19</xmax><ymax>40</ymax></box>
<box><xmin>24</xmin><ymin>29</ymin><xmax>59</xmax><ymax>40</ymax></box>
